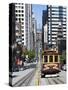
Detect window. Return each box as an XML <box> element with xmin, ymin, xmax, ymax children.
<box><xmin>22</xmin><ymin>34</ymin><xmax>24</xmax><ymax>36</ymax></box>
<box><xmin>49</xmin><ymin>56</ymin><xmax>53</xmax><ymax>62</ymax></box>
<box><xmin>15</xmin><ymin>14</ymin><xmax>18</xmax><ymax>16</ymax></box>
<box><xmin>15</xmin><ymin>10</ymin><xmax>17</xmax><ymax>12</ymax></box>
<box><xmin>44</xmin><ymin>56</ymin><xmax>47</xmax><ymax>62</ymax></box>
<box><xmin>22</xmin><ymin>42</ymin><xmax>24</xmax><ymax>44</ymax></box>
<box><xmin>22</xmin><ymin>14</ymin><xmax>24</xmax><ymax>17</ymax></box>
<box><xmin>22</xmin><ymin>18</ymin><xmax>24</xmax><ymax>21</ymax></box>
<box><xmin>22</xmin><ymin>22</ymin><xmax>24</xmax><ymax>24</ymax></box>
<box><xmin>19</xmin><ymin>10</ymin><xmax>20</xmax><ymax>13</ymax></box>
<box><xmin>22</xmin><ymin>7</ymin><xmax>24</xmax><ymax>9</ymax></box>
<box><xmin>19</xmin><ymin>14</ymin><xmax>21</xmax><ymax>17</ymax></box>
<box><xmin>22</xmin><ymin>38</ymin><xmax>24</xmax><ymax>40</ymax></box>
<box><xmin>15</xmin><ymin>18</ymin><xmax>17</xmax><ymax>21</ymax></box>
<box><xmin>55</xmin><ymin>56</ymin><xmax>58</xmax><ymax>62</ymax></box>
<box><xmin>19</xmin><ymin>18</ymin><xmax>21</xmax><ymax>21</ymax></box>
<box><xmin>22</xmin><ymin>10</ymin><xmax>24</xmax><ymax>13</ymax></box>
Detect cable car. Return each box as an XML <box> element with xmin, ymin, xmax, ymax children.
<box><xmin>41</xmin><ymin>49</ymin><xmax>61</xmax><ymax>77</ymax></box>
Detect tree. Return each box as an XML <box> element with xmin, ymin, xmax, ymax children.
<box><xmin>60</xmin><ymin>51</ymin><xmax>66</xmax><ymax>64</ymax></box>
<box><xmin>28</xmin><ymin>50</ymin><xmax>35</xmax><ymax>60</ymax></box>
<box><xmin>22</xmin><ymin>49</ymin><xmax>35</xmax><ymax>62</ymax></box>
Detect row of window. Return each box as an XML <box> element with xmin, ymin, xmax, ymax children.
<box><xmin>48</xmin><ymin>26</ymin><xmax>66</xmax><ymax>29</ymax></box>
<box><xmin>51</xmin><ymin>22</ymin><xmax>66</xmax><ymax>25</ymax></box>
<box><xmin>15</xmin><ymin>3</ymin><xmax>24</xmax><ymax>5</ymax></box>
<box><xmin>48</xmin><ymin>18</ymin><xmax>66</xmax><ymax>21</ymax></box>
<box><xmin>48</xmin><ymin>41</ymin><xmax>56</xmax><ymax>44</ymax></box>
<box><xmin>48</xmin><ymin>8</ymin><xmax>66</xmax><ymax>11</ymax></box>
<box><xmin>48</xmin><ymin>25</ymin><xmax>66</xmax><ymax>28</ymax></box>
<box><xmin>48</xmin><ymin>6</ymin><xmax>66</xmax><ymax>9</ymax></box>
<box><xmin>49</xmin><ymin>13</ymin><xmax>66</xmax><ymax>16</ymax></box>
<box><xmin>50</xmin><ymin>10</ymin><xmax>66</xmax><ymax>13</ymax></box>
<box><xmin>15</xmin><ymin>6</ymin><xmax>24</xmax><ymax>9</ymax></box>
<box><xmin>44</xmin><ymin>55</ymin><xmax>58</xmax><ymax>62</ymax></box>
<box><xmin>15</xmin><ymin>10</ymin><xmax>24</xmax><ymax>13</ymax></box>
<box><xmin>15</xmin><ymin>14</ymin><xmax>24</xmax><ymax>17</ymax></box>
<box><xmin>48</xmin><ymin>30</ymin><xmax>66</xmax><ymax>33</ymax></box>
<box><xmin>48</xmin><ymin>20</ymin><xmax>66</xmax><ymax>22</ymax></box>
<box><xmin>48</xmin><ymin>10</ymin><xmax>66</xmax><ymax>14</ymax></box>
<box><xmin>48</xmin><ymin>35</ymin><xmax>66</xmax><ymax>39</ymax></box>
<box><xmin>48</xmin><ymin>23</ymin><xmax>66</xmax><ymax>26</ymax></box>
<box><xmin>50</xmin><ymin>16</ymin><xmax>66</xmax><ymax>19</ymax></box>
<box><xmin>15</xmin><ymin>18</ymin><xmax>24</xmax><ymax>21</ymax></box>
<box><xmin>48</xmin><ymin>16</ymin><xmax>66</xmax><ymax>19</ymax></box>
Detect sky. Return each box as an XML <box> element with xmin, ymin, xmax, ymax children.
<box><xmin>32</xmin><ymin>4</ymin><xmax>47</xmax><ymax>30</ymax></box>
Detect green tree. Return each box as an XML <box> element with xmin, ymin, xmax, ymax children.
<box><xmin>28</xmin><ymin>50</ymin><xmax>35</xmax><ymax>60</ymax></box>
<box><xmin>22</xmin><ymin>49</ymin><xmax>35</xmax><ymax>62</ymax></box>
<box><xmin>60</xmin><ymin>51</ymin><xmax>66</xmax><ymax>64</ymax></box>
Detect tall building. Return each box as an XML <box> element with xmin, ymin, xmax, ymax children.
<box><xmin>25</xmin><ymin>4</ymin><xmax>32</xmax><ymax>50</ymax></box>
<box><xmin>43</xmin><ymin>23</ymin><xmax>48</xmax><ymax>49</ymax></box>
<box><xmin>56</xmin><ymin>22</ymin><xmax>66</xmax><ymax>53</ymax></box>
<box><xmin>9</xmin><ymin>3</ymin><xmax>15</xmax><ymax>47</ymax></box>
<box><xmin>9</xmin><ymin>3</ymin><xmax>32</xmax><ymax>50</ymax></box>
<box><xmin>42</xmin><ymin>5</ymin><xmax>67</xmax><ymax>50</ymax></box>
<box><xmin>36</xmin><ymin>30</ymin><xmax>42</xmax><ymax>54</ymax></box>
<box><xmin>42</xmin><ymin>10</ymin><xmax>48</xmax><ymax>50</ymax></box>
<box><xmin>9</xmin><ymin>3</ymin><xmax>16</xmax><ymax>72</ymax></box>
<box><xmin>31</xmin><ymin>13</ymin><xmax>37</xmax><ymax>50</ymax></box>
<box><xmin>47</xmin><ymin>5</ymin><xmax>66</xmax><ymax>47</ymax></box>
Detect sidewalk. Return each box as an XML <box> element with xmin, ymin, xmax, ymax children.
<box><xmin>9</xmin><ymin>68</ymin><xmax>35</xmax><ymax>86</ymax></box>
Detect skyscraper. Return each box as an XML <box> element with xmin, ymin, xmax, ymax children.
<box><xmin>47</xmin><ymin>5</ymin><xmax>66</xmax><ymax>47</ymax></box>
<box><xmin>42</xmin><ymin>5</ymin><xmax>66</xmax><ymax>50</ymax></box>
<box><xmin>42</xmin><ymin>9</ymin><xmax>48</xmax><ymax>50</ymax></box>
<box><xmin>9</xmin><ymin>3</ymin><xmax>32</xmax><ymax>50</ymax></box>
<box><xmin>31</xmin><ymin>13</ymin><xmax>37</xmax><ymax>50</ymax></box>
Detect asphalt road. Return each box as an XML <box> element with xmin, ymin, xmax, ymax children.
<box><xmin>11</xmin><ymin>62</ymin><xmax>66</xmax><ymax>86</ymax></box>
<box><xmin>40</xmin><ymin>70</ymin><xmax>66</xmax><ymax>85</ymax></box>
<box><xmin>29</xmin><ymin>70</ymin><xmax>66</xmax><ymax>86</ymax></box>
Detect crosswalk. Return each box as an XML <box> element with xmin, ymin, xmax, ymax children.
<box><xmin>40</xmin><ymin>76</ymin><xmax>66</xmax><ymax>85</ymax></box>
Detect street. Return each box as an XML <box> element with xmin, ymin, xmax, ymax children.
<box><xmin>29</xmin><ymin>59</ymin><xmax>66</xmax><ymax>86</ymax></box>
<box><xmin>40</xmin><ymin>70</ymin><xmax>66</xmax><ymax>85</ymax></box>
<box><xmin>10</xmin><ymin>46</ymin><xmax>67</xmax><ymax>87</ymax></box>
<box><xmin>10</xmin><ymin>60</ymin><xmax>66</xmax><ymax>86</ymax></box>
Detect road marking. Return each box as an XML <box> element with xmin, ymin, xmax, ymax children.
<box><xmin>46</xmin><ymin>77</ymin><xmax>65</xmax><ymax>85</ymax></box>
<box><xmin>35</xmin><ymin>70</ymin><xmax>41</xmax><ymax>85</ymax></box>
<box><xmin>47</xmin><ymin>78</ymin><xmax>53</xmax><ymax>85</ymax></box>
<box><xmin>35</xmin><ymin>62</ymin><xmax>41</xmax><ymax>85</ymax></box>
<box><xmin>52</xmin><ymin>79</ymin><xmax>59</xmax><ymax>84</ymax></box>
<box><xmin>35</xmin><ymin>53</ymin><xmax>41</xmax><ymax>86</ymax></box>
<box><xmin>56</xmin><ymin>78</ymin><xmax>65</xmax><ymax>84</ymax></box>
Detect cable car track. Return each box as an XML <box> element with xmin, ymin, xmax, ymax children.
<box><xmin>13</xmin><ymin>69</ymin><xmax>36</xmax><ymax>87</ymax></box>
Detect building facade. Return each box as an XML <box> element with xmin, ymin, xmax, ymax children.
<box><xmin>47</xmin><ymin>5</ymin><xmax>66</xmax><ymax>47</ymax></box>
<box><xmin>36</xmin><ymin>30</ymin><xmax>42</xmax><ymax>54</ymax></box>
<box><xmin>43</xmin><ymin>23</ymin><xmax>48</xmax><ymax>49</ymax></box>
<box><xmin>56</xmin><ymin>22</ymin><xmax>66</xmax><ymax>53</ymax></box>
<box><xmin>31</xmin><ymin>13</ymin><xmax>37</xmax><ymax>50</ymax></box>
<box><xmin>42</xmin><ymin>10</ymin><xmax>48</xmax><ymax>50</ymax></box>
<box><xmin>10</xmin><ymin>3</ymin><xmax>32</xmax><ymax>50</ymax></box>
<box><xmin>42</xmin><ymin>5</ymin><xmax>67</xmax><ymax>50</ymax></box>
